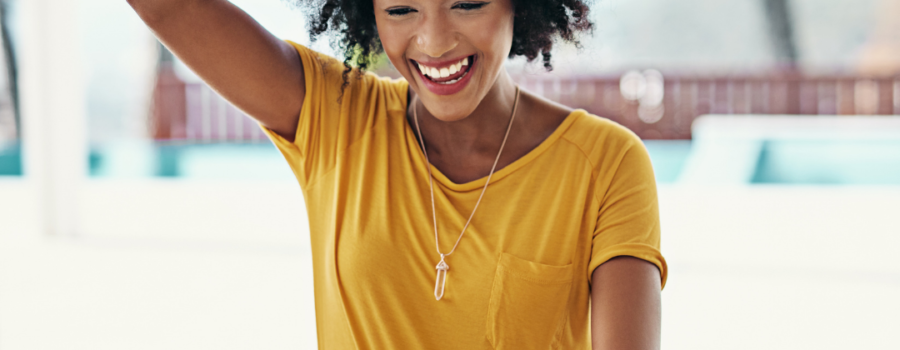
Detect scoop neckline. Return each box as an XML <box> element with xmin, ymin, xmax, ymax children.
<box><xmin>399</xmin><ymin>82</ymin><xmax>585</xmax><ymax>192</ymax></box>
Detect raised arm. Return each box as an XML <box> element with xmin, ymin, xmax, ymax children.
<box><xmin>128</xmin><ymin>0</ymin><xmax>305</xmax><ymax>141</ymax></box>
<box><xmin>591</xmin><ymin>256</ymin><xmax>662</xmax><ymax>350</ymax></box>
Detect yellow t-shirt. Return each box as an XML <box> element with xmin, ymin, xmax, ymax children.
<box><xmin>261</xmin><ymin>41</ymin><xmax>667</xmax><ymax>350</ymax></box>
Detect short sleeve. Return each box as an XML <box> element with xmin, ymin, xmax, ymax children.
<box><xmin>587</xmin><ymin>131</ymin><xmax>668</xmax><ymax>289</ymax></box>
<box><xmin>258</xmin><ymin>41</ymin><xmax>407</xmax><ymax>188</ymax></box>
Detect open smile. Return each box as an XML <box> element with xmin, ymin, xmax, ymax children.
<box><xmin>410</xmin><ymin>55</ymin><xmax>477</xmax><ymax>95</ymax></box>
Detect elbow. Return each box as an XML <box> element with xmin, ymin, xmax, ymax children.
<box><xmin>126</xmin><ymin>0</ymin><xmax>161</xmax><ymax>24</ymax></box>
<box><xmin>125</xmin><ymin>0</ymin><xmax>150</xmax><ymax>13</ymax></box>
<box><xmin>127</xmin><ymin>0</ymin><xmax>190</xmax><ymax>26</ymax></box>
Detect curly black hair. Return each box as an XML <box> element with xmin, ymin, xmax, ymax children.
<box><xmin>295</xmin><ymin>0</ymin><xmax>593</xmax><ymax>89</ymax></box>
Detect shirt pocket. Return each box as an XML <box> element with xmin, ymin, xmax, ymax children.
<box><xmin>485</xmin><ymin>252</ymin><xmax>574</xmax><ymax>350</ymax></box>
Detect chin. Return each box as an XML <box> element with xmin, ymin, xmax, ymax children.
<box><xmin>421</xmin><ymin>100</ymin><xmax>477</xmax><ymax>122</ymax></box>
<box><xmin>431</xmin><ymin>113</ymin><xmax>471</xmax><ymax>123</ymax></box>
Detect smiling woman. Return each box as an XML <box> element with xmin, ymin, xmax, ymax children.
<box><xmin>128</xmin><ymin>0</ymin><xmax>665</xmax><ymax>349</ymax></box>
<box><xmin>299</xmin><ymin>0</ymin><xmax>590</xmax><ymax>83</ymax></box>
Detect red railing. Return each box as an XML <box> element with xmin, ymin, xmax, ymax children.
<box><xmin>151</xmin><ymin>65</ymin><xmax>900</xmax><ymax>141</ymax></box>
<box><xmin>515</xmin><ymin>73</ymin><xmax>900</xmax><ymax>139</ymax></box>
<box><xmin>150</xmin><ymin>64</ymin><xmax>267</xmax><ymax>142</ymax></box>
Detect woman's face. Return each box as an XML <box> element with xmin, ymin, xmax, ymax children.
<box><xmin>373</xmin><ymin>0</ymin><xmax>515</xmax><ymax>122</ymax></box>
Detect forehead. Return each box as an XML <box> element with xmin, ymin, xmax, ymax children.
<box><xmin>374</xmin><ymin>0</ymin><xmax>510</xmax><ymax>7</ymax></box>
<box><xmin>373</xmin><ymin>0</ymin><xmax>445</xmax><ymax>3</ymax></box>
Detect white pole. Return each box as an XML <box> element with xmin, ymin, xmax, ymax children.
<box><xmin>20</xmin><ymin>0</ymin><xmax>87</xmax><ymax>237</ymax></box>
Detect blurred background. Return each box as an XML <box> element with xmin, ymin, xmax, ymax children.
<box><xmin>1</xmin><ymin>0</ymin><xmax>899</xmax><ymax>349</ymax></box>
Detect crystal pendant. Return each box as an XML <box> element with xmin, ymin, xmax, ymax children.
<box><xmin>434</xmin><ymin>254</ymin><xmax>450</xmax><ymax>300</ymax></box>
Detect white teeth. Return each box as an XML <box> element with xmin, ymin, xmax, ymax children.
<box><xmin>435</xmin><ymin>69</ymin><xmax>469</xmax><ymax>85</ymax></box>
<box><xmin>437</xmin><ymin>76</ymin><xmax>460</xmax><ymax>85</ymax></box>
<box><xmin>417</xmin><ymin>56</ymin><xmax>471</xmax><ymax>80</ymax></box>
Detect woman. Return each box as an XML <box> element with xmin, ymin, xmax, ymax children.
<box><xmin>129</xmin><ymin>0</ymin><xmax>667</xmax><ymax>348</ymax></box>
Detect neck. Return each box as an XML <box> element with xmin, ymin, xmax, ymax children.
<box><xmin>410</xmin><ymin>71</ymin><xmax>519</xmax><ymax>160</ymax></box>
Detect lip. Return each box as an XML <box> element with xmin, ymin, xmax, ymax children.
<box><xmin>411</xmin><ymin>55</ymin><xmax>476</xmax><ymax>96</ymax></box>
<box><xmin>411</xmin><ymin>55</ymin><xmax>472</xmax><ymax>69</ymax></box>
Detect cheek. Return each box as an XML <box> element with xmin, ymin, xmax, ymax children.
<box><xmin>375</xmin><ymin>21</ymin><xmax>408</xmax><ymax>69</ymax></box>
<box><xmin>470</xmin><ymin>16</ymin><xmax>514</xmax><ymax>63</ymax></box>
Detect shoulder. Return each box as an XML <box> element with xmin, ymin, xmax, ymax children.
<box><xmin>517</xmin><ymin>88</ymin><xmax>640</xmax><ymax>153</ymax></box>
<box><xmin>557</xmin><ymin>113</ymin><xmax>657</xmax><ymax>208</ymax></box>
<box><xmin>286</xmin><ymin>40</ymin><xmax>407</xmax><ymax>106</ymax></box>
<box><xmin>557</xmin><ymin>110</ymin><xmax>656</xmax><ymax>197</ymax></box>
<box><xmin>286</xmin><ymin>40</ymin><xmax>344</xmax><ymax>79</ymax></box>
<box><xmin>515</xmin><ymin>88</ymin><xmax>646</xmax><ymax>172</ymax></box>
<box><xmin>561</xmin><ymin>111</ymin><xmax>645</xmax><ymax>165</ymax></box>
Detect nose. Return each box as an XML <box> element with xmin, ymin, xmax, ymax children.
<box><xmin>415</xmin><ymin>12</ymin><xmax>458</xmax><ymax>58</ymax></box>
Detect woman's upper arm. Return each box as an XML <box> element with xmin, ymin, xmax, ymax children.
<box><xmin>129</xmin><ymin>0</ymin><xmax>305</xmax><ymax>141</ymax></box>
<box><xmin>590</xmin><ymin>256</ymin><xmax>661</xmax><ymax>350</ymax></box>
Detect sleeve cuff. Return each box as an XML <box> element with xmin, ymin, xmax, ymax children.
<box><xmin>588</xmin><ymin>243</ymin><xmax>668</xmax><ymax>289</ymax></box>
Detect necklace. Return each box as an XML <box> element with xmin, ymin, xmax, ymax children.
<box><xmin>412</xmin><ymin>87</ymin><xmax>521</xmax><ymax>301</ymax></box>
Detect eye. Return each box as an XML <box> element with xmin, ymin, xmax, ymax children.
<box><xmin>452</xmin><ymin>1</ymin><xmax>489</xmax><ymax>10</ymax></box>
<box><xmin>386</xmin><ymin>7</ymin><xmax>416</xmax><ymax>16</ymax></box>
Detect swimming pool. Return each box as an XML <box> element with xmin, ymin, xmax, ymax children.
<box><xmin>646</xmin><ymin>138</ymin><xmax>900</xmax><ymax>185</ymax></box>
<box><xmin>5</xmin><ymin>134</ymin><xmax>899</xmax><ymax>185</ymax></box>
<box><xmin>0</xmin><ymin>142</ymin><xmax>21</xmax><ymax>176</ymax></box>
<box><xmin>752</xmin><ymin>139</ymin><xmax>900</xmax><ymax>184</ymax></box>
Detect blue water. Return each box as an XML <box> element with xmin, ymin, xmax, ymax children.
<box><xmin>752</xmin><ymin>140</ymin><xmax>900</xmax><ymax>184</ymax></box>
<box><xmin>643</xmin><ymin>140</ymin><xmax>692</xmax><ymax>183</ymax></box>
<box><xmin>87</xmin><ymin>141</ymin><xmax>695</xmax><ymax>183</ymax></box>
<box><xmin>0</xmin><ymin>142</ymin><xmax>21</xmax><ymax>176</ymax></box>
<box><xmin>90</xmin><ymin>142</ymin><xmax>295</xmax><ymax>181</ymax></box>
<box><xmin>4</xmin><ymin>139</ymin><xmax>900</xmax><ymax>184</ymax></box>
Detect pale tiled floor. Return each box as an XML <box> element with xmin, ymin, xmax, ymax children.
<box><xmin>1</xmin><ymin>180</ymin><xmax>898</xmax><ymax>349</ymax></box>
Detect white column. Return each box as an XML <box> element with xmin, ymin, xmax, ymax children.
<box><xmin>19</xmin><ymin>0</ymin><xmax>87</xmax><ymax>236</ymax></box>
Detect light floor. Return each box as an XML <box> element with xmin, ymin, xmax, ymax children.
<box><xmin>1</xmin><ymin>179</ymin><xmax>898</xmax><ymax>349</ymax></box>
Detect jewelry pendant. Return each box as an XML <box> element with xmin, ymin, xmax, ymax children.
<box><xmin>434</xmin><ymin>254</ymin><xmax>450</xmax><ymax>300</ymax></box>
